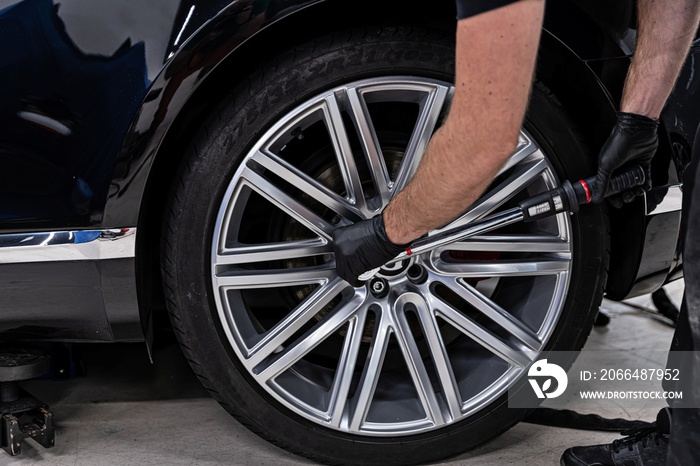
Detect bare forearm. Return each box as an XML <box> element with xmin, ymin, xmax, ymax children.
<box><xmin>383</xmin><ymin>0</ymin><xmax>545</xmax><ymax>244</ymax></box>
<box><xmin>622</xmin><ymin>0</ymin><xmax>700</xmax><ymax>118</ymax></box>
<box><xmin>383</xmin><ymin>121</ymin><xmax>503</xmax><ymax>244</ymax></box>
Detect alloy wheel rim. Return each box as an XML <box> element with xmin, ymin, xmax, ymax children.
<box><xmin>211</xmin><ymin>77</ymin><xmax>572</xmax><ymax>436</ymax></box>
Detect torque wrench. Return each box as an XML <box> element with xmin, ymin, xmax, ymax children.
<box><xmin>358</xmin><ymin>165</ymin><xmax>645</xmax><ymax>281</ymax></box>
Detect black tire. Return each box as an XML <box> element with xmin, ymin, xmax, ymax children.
<box><xmin>161</xmin><ymin>25</ymin><xmax>608</xmax><ymax>465</ymax></box>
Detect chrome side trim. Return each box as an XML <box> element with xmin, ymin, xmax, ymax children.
<box><xmin>0</xmin><ymin>228</ymin><xmax>136</xmax><ymax>264</ymax></box>
<box><xmin>645</xmin><ymin>185</ymin><xmax>683</xmax><ymax>216</ymax></box>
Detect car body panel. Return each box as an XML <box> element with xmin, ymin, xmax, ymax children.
<box><xmin>102</xmin><ymin>0</ymin><xmax>322</xmax><ymax>229</ymax></box>
<box><xmin>0</xmin><ymin>0</ymin><xmax>173</xmax><ymax>230</ymax></box>
<box><xmin>0</xmin><ymin>229</ymin><xmax>138</xmax><ymax>341</ymax></box>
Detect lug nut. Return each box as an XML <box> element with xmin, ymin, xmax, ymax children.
<box><xmin>407</xmin><ymin>264</ymin><xmax>427</xmax><ymax>284</ymax></box>
<box><xmin>369</xmin><ymin>278</ymin><xmax>389</xmax><ymax>298</ymax></box>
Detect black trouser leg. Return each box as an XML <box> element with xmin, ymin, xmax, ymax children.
<box><xmin>666</xmin><ymin>130</ymin><xmax>700</xmax><ymax>466</ymax></box>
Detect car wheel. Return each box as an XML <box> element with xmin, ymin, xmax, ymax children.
<box><xmin>161</xmin><ymin>25</ymin><xmax>608</xmax><ymax>465</ymax></box>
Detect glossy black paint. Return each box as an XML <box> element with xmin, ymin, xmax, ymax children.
<box><xmin>0</xmin><ymin>259</ymin><xmax>139</xmax><ymax>341</ymax></box>
<box><xmin>0</xmin><ymin>0</ymin><xmax>696</xmax><ymax>341</ymax></box>
<box><xmin>0</xmin><ymin>0</ymin><xmax>169</xmax><ymax>229</ymax></box>
<box><xmin>102</xmin><ymin>0</ymin><xmax>323</xmax><ymax>229</ymax></box>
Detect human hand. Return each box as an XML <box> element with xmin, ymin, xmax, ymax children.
<box><xmin>332</xmin><ymin>215</ymin><xmax>406</xmax><ymax>287</ymax></box>
<box><xmin>592</xmin><ymin>112</ymin><xmax>659</xmax><ymax>206</ymax></box>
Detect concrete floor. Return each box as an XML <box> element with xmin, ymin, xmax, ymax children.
<box><xmin>5</xmin><ymin>280</ymin><xmax>684</xmax><ymax>466</ymax></box>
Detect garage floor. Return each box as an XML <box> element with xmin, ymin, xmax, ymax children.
<box><xmin>5</xmin><ymin>280</ymin><xmax>683</xmax><ymax>466</ymax></box>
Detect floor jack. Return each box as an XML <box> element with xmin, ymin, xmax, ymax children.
<box><xmin>0</xmin><ymin>349</ymin><xmax>55</xmax><ymax>456</ymax></box>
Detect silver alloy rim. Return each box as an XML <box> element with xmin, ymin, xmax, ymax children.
<box><xmin>211</xmin><ymin>77</ymin><xmax>572</xmax><ymax>436</ymax></box>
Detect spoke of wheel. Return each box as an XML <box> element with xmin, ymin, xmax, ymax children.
<box><xmin>434</xmin><ymin>276</ymin><xmax>541</xmax><ymax>351</ymax></box>
<box><xmin>216</xmin><ymin>239</ymin><xmax>331</xmax><ymax>266</ymax></box>
<box><xmin>244</xmin><ymin>277</ymin><xmax>346</xmax><ymax>369</ymax></box>
<box><xmin>248</xmin><ymin>150</ymin><xmax>364</xmax><ymax>222</ymax></box>
<box><xmin>432</xmin><ymin>156</ymin><xmax>547</xmax><ymax>235</ymax></box>
<box><xmin>214</xmin><ymin>263</ymin><xmax>336</xmax><ymax>289</ymax></box>
<box><xmin>496</xmin><ymin>134</ymin><xmax>538</xmax><ymax>176</ymax></box>
<box><xmin>328</xmin><ymin>308</ymin><xmax>369</xmax><ymax>427</ymax></box>
<box><xmin>431</xmin><ymin>297</ymin><xmax>532</xmax><ymax>368</ymax></box>
<box><xmin>240</xmin><ymin>168</ymin><xmax>335</xmax><ymax>240</ymax></box>
<box><xmin>394</xmin><ymin>293</ymin><xmax>452</xmax><ymax>426</ymax></box>
<box><xmin>445</xmin><ymin>235</ymin><xmax>570</xmax><ymax>254</ymax></box>
<box><xmin>349</xmin><ymin>311</ymin><xmax>391</xmax><ymax>431</ymax></box>
<box><xmin>432</xmin><ymin>257</ymin><xmax>570</xmax><ymax>278</ymax></box>
<box><xmin>344</xmin><ymin>88</ymin><xmax>392</xmax><ymax>205</ymax></box>
<box><xmin>255</xmin><ymin>292</ymin><xmax>365</xmax><ymax>382</ymax></box>
<box><xmin>407</xmin><ymin>295</ymin><xmax>463</xmax><ymax>420</ymax></box>
<box><xmin>323</xmin><ymin>94</ymin><xmax>368</xmax><ymax>213</ymax></box>
<box><xmin>392</xmin><ymin>85</ymin><xmax>449</xmax><ymax>194</ymax></box>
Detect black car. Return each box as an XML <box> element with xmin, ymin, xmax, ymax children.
<box><xmin>0</xmin><ymin>0</ymin><xmax>693</xmax><ymax>464</ymax></box>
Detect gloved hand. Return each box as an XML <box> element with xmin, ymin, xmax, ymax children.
<box><xmin>332</xmin><ymin>215</ymin><xmax>407</xmax><ymax>287</ymax></box>
<box><xmin>592</xmin><ymin>111</ymin><xmax>659</xmax><ymax>206</ymax></box>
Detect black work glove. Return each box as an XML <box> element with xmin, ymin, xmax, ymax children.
<box><xmin>332</xmin><ymin>215</ymin><xmax>407</xmax><ymax>287</ymax></box>
<box><xmin>592</xmin><ymin>112</ymin><xmax>659</xmax><ymax>207</ymax></box>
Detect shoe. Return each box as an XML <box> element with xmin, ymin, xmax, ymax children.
<box><xmin>651</xmin><ymin>288</ymin><xmax>679</xmax><ymax>324</ymax></box>
<box><xmin>560</xmin><ymin>408</ymin><xmax>670</xmax><ymax>465</ymax></box>
<box><xmin>594</xmin><ymin>311</ymin><xmax>611</xmax><ymax>327</ymax></box>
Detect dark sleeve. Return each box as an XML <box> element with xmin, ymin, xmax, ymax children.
<box><xmin>455</xmin><ymin>0</ymin><xmax>523</xmax><ymax>19</ymax></box>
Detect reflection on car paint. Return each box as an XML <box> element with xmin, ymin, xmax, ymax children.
<box><xmin>0</xmin><ymin>0</ymin><xmax>148</xmax><ymax>224</ymax></box>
